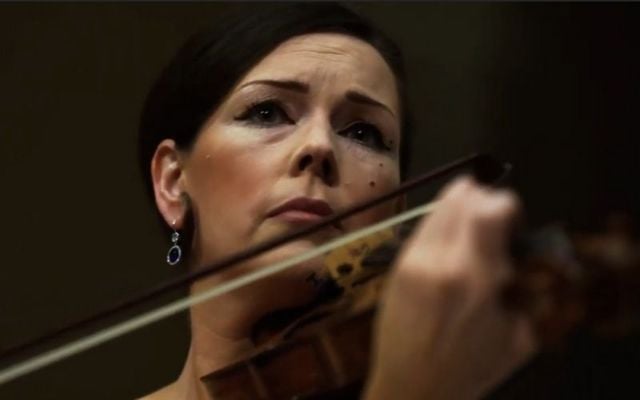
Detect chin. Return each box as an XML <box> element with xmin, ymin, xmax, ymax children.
<box><xmin>253</xmin><ymin>239</ymin><xmax>326</xmax><ymax>286</ymax></box>
<box><xmin>259</xmin><ymin>240</ymin><xmax>324</xmax><ymax>273</ymax></box>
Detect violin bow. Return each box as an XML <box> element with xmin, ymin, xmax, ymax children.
<box><xmin>0</xmin><ymin>152</ymin><xmax>510</xmax><ymax>385</ymax></box>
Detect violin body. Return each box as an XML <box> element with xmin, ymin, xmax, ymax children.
<box><xmin>201</xmin><ymin>228</ymin><xmax>395</xmax><ymax>399</ymax></box>
<box><xmin>201</xmin><ymin>304</ymin><xmax>375</xmax><ymax>399</ymax></box>
<box><xmin>202</xmin><ymin>217</ymin><xmax>640</xmax><ymax>400</ymax></box>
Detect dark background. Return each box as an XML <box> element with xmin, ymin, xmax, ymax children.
<box><xmin>0</xmin><ymin>2</ymin><xmax>638</xmax><ymax>399</ymax></box>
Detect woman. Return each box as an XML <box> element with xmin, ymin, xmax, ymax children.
<box><xmin>138</xmin><ymin>4</ymin><xmax>535</xmax><ymax>399</ymax></box>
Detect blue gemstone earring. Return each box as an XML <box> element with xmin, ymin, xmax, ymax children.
<box><xmin>166</xmin><ymin>220</ymin><xmax>182</xmax><ymax>266</ymax></box>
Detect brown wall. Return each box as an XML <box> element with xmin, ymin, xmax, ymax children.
<box><xmin>1</xmin><ymin>3</ymin><xmax>638</xmax><ymax>398</ymax></box>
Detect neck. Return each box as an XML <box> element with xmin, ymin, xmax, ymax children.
<box><xmin>172</xmin><ymin>276</ymin><xmax>320</xmax><ymax>399</ymax></box>
<box><xmin>172</xmin><ymin>334</ymin><xmax>254</xmax><ymax>400</ymax></box>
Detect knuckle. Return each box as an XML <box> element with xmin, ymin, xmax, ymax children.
<box><xmin>394</xmin><ymin>252</ymin><xmax>471</xmax><ymax>297</ymax></box>
<box><xmin>441</xmin><ymin>176</ymin><xmax>474</xmax><ymax>202</ymax></box>
<box><xmin>431</xmin><ymin>267</ymin><xmax>469</xmax><ymax>296</ymax></box>
<box><xmin>391</xmin><ymin>259</ymin><xmax>429</xmax><ymax>294</ymax></box>
<box><xmin>468</xmin><ymin>190</ymin><xmax>520</xmax><ymax>226</ymax></box>
<box><xmin>494</xmin><ymin>190</ymin><xmax>521</xmax><ymax>218</ymax></box>
<box><xmin>425</xmin><ymin>253</ymin><xmax>472</xmax><ymax>293</ymax></box>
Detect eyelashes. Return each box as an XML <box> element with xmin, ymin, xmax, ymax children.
<box><xmin>234</xmin><ymin>99</ymin><xmax>391</xmax><ymax>152</ymax></box>
<box><xmin>338</xmin><ymin>121</ymin><xmax>391</xmax><ymax>152</ymax></box>
<box><xmin>234</xmin><ymin>99</ymin><xmax>294</xmax><ymax>127</ymax></box>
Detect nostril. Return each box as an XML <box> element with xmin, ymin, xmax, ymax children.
<box><xmin>298</xmin><ymin>154</ymin><xmax>312</xmax><ymax>171</ymax></box>
<box><xmin>322</xmin><ymin>159</ymin><xmax>331</xmax><ymax>179</ymax></box>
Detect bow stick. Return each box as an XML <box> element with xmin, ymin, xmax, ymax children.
<box><xmin>0</xmin><ymin>153</ymin><xmax>510</xmax><ymax>385</ymax></box>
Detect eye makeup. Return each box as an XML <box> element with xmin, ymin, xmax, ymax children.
<box><xmin>234</xmin><ymin>99</ymin><xmax>294</xmax><ymax>128</ymax></box>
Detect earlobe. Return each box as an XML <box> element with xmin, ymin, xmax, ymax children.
<box><xmin>151</xmin><ymin>139</ymin><xmax>188</xmax><ymax>230</ymax></box>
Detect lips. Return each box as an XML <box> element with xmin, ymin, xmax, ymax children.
<box><xmin>267</xmin><ymin>197</ymin><xmax>335</xmax><ymax>224</ymax></box>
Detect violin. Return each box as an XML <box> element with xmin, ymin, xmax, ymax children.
<box><xmin>200</xmin><ymin>206</ymin><xmax>640</xmax><ymax>400</ymax></box>
<box><xmin>0</xmin><ymin>154</ymin><xmax>638</xmax><ymax>400</ymax></box>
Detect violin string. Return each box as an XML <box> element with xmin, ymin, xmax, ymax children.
<box><xmin>0</xmin><ymin>203</ymin><xmax>436</xmax><ymax>385</ymax></box>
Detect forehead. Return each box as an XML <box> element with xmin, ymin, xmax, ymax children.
<box><xmin>235</xmin><ymin>33</ymin><xmax>400</xmax><ymax>112</ymax></box>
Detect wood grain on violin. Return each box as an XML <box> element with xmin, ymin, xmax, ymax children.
<box><xmin>201</xmin><ymin>216</ymin><xmax>639</xmax><ymax>400</ymax></box>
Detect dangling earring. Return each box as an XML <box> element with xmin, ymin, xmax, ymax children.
<box><xmin>166</xmin><ymin>219</ymin><xmax>182</xmax><ymax>266</ymax></box>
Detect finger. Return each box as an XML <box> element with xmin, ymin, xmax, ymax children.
<box><xmin>411</xmin><ymin>175</ymin><xmax>476</xmax><ymax>245</ymax></box>
<box><xmin>396</xmin><ymin>176</ymin><xmax>475</xmax><ymax>274</ymax></box>
<box><xmin>462</xmin><ymin>188</ymin><xmax>522</xmax><ymax>261</ymax></box>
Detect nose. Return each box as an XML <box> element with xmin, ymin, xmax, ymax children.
<box><xmin>288</xmin><ymin>119</ymin><xmax>338</xmax><ymax>185</ymax></box>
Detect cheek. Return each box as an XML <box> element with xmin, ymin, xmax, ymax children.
<box><xmin>339</xmin><ymin>153</ymin><xmax>400</xmax><ymax>229</ymax></box>
<box><xmin>205</xmin><ymin>145</ymin><xmax>267</xmax><ymax>191</ymax></box>
<box><xmin>193</xmin><ymin>142</ymin><xmax>266</xmax><ymax>206</ymax></box>
<box><xmin>185</xmin><ymin>135</ymin><xmax>279</xmax><ymax>259</ymax></box>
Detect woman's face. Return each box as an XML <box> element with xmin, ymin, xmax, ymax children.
<box><xmin>158</xmin><ymin>33</ymin><xmax>402</xmax><ymax>292</ymax></box>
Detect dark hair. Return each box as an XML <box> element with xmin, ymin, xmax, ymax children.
<box><xmin>138</xmin><ymin>3</ymin><xmax>412</xmax><ymax>251</ymax></box>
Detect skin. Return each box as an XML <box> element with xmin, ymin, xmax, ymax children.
<box><xmin>145</xmin><ymin>33</ymin><xmax>535</xmax><ymax>400</ymax></box>
<box><xmin>364</xmin><ymin>178</ymin><xmax>536</xmax><ymax>400</ymax></box>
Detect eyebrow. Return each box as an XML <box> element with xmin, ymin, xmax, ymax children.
<box><xmin>238</xmin><ymin>79</ymin><xmax>397</xmax><ymax>118</ymax></box>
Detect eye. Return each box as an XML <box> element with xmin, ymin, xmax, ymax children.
<box><xmin>340</xmin><ymin>122</ymin><xmax>390</xmax><ymax>151</ymax></box>
<box><xmin>235</xmin><ymin>100</ymin><xmax>293</xmax><ymax>127</ymax></box>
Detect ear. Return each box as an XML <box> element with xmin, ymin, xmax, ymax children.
<box><xmin>151</xmin><ymin>139</ymin><xmax>188</xmax><ymax>230</ymax></box>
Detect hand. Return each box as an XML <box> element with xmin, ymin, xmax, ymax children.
<box><xmin>363</xmin><ymin>177</ymin><xmax>537</xmax><ymax>400</ymax></box>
